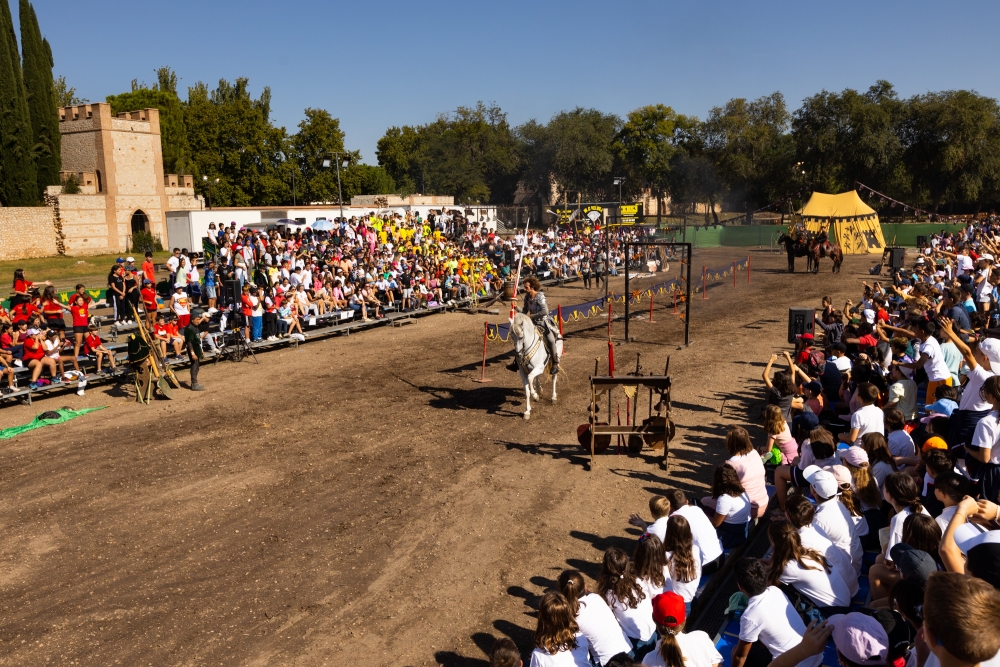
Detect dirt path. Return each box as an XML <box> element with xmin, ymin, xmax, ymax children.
<box><xmin>0</xmin><ymin>247</ymin><xmax>873</xmax><ymax>666</ymax></box>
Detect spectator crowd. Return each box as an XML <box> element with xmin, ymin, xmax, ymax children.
<box><xmin>491</xmin><ymin>222</ymin><xmax>1000</xmax><ymax>667</ymax></box>
<box><xmin>0</xmin><ymin>210</ymin><xmax>659</xmax><ymax>395</ymax></box>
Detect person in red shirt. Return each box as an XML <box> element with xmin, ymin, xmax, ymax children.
<box><xmin>41</xmin><ymin>285</ymin><xmax>68</xmax><ymax>332</ymax></box>
<box><xmin>68</xmin><ymin>294</ymin><xmax>91</xmax><ymax>372</ymax></box>
<box><xmin>11</xmin><ymin>293</ymin><xmax>40</xmax><ymax>325</ymax></box>
<box><xmin>240</xmin><ymin>284</ymin><xmax>253</xmax><ymax>341</ymax></box>
<box><xmin>22</xmin><ymin>328</ymin><xmax>56</xmax><ymax>389</ymax></box>
<box><xmin>84</xmin><ymin>324</ymin><xmax>115</xmax><ymax>374</ymax></box>
<box><xmin>11</xmin><ymin>269</ymin><xmax>50</xmax><ymax>307</ymax></box>
<box><xmin>140</xmin><ymin>279</ymin><xmax>160</xmax><ymax>326</ymax></box>
<box><xmin>165</xmin><ymin>317</ymin><xmax>184</xmax><ymax>357</ymax></box>
<box><xmin>142</xmin><ymin>252</ymin><xmax>156</xmax><ymax>284</ymax></box>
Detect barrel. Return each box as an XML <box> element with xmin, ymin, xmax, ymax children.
<box><xmin>502</xmin><ymin>279</ymin><xmax>516</xmax><ymax>299</ymax></box>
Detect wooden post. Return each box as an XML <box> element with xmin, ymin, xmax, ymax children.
<box><xmin>702</xmin><ymin>266</ymin><xmax>707</xmax><ymax>300</ymax></box>
<box><xmin>557</xmin><ymin>305</ymin><xmax>567</xmax><ymax>356</ymax></box>
<box><xmin>648</xmin><ymin>294</ymin><xmax>655</xmax><ymax>323</ymax></box>
<box><xmin>747</xmin><ymin>255</ymin><xmax>751</xmax><ymax>283</ymax></box>
<box><xmin>733</xmin><ymin>260</ymin><xmax>737</xmax><ymax>288</ymax></box>
<box><xmin>472</xmin><ymin>322</ymin><xmax>493</xmax><ymax>383</ymax></box>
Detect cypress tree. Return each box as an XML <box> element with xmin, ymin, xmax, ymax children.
<box><xmin>20</xmin><ymin>0</ymin><xmax>60</xmax><ymax>199</ymax></box>
<box><xmin>0</xmin><ymin>0</ymin><xmax>36</xmax><ymax>205</ymax></box>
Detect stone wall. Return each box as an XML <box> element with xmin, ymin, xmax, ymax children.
<box><xmin>0</xmin><ymin>207</ymin><xmax>59</xmax><ymax>260</ymax></box>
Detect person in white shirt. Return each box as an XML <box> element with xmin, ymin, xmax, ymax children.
<box><xmin>885</xmin><ymin>364</ymin><xmax>917</xmax><ymax>421</ymax></box>
<box><xmin>839</xmin><ymin>383</ymin><xmax>884</xmax><ymax>447</ymax></box>
<box><xmin>889</xmin><ymin>319</ymin><xmax>953</xmax><ymax>400</ymax></box>
<box><xmin>558</xmin><ymin>571</ymin><xmax>632</xmax><ymax>667</ymax></box>
<box><xmin>665</xmin><ymin>489</ymin><xmax>723</xmax><ymax>570</ymax></box>
<box><xmin>938</xmin><ymin>320</ymin><xmax>998</xmax><ymax>449</ymax></box>
<box><xmin>706</xmin><ymin>463</ymin><xmax>751</xmax><ymax>550</ymax></box>
<box><xmin>803</xmin><ymin>466</ymin><xmax>863</xmax><ymax>573</ymax></box>
<box><xmin>663</xmin><ymin>515</ymin><xmax>703</xmax><ymax>610</ymax></box>
<box><xmin>633</xmin><ymin>535</ymin><xmax>670</xmax><ymax>599</ymax></box>
<box><xmin>785</xmin><ymin>495</ymin><xmax>859</xmax><ymax>597</ymax></box>
<box><xmin>642</xmin><ymin>591</ymin><xmax>722</xmax><ymax>667</ymax></box>
<box><xmin>596</xmin><ymin>548</ymin><xmax>657</xmax><ymax>660</ymax></box>
<box><xmin>767</xmin><ymin>520</ymin><xmax>852</xmax><ymax>610</ymax></box>
<box><xmin>528</xmin><ymin>591</ymin><xmax>592</xmax><ymax>667</ymax></box>
<box><xmin>866</xmin><ymin>471</ymin><xmax>933</xmax><ymax>603</ymax></box>
<box><xmin>932</xmin><ymin>471</ymin><xmax>972</xmax><ymax>534</ymax></box>
<box><xmin>731</xmin><ymin>559</ymin><xmax>822</xmax><ymax>667</ymax></box>
<box><xmin>883</xmin><ymin>409</ymin><xmax>916</xmax><ymax>458</ymax></box>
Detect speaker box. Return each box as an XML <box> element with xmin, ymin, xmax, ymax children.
<box><xmin>888</xmin><ymin>247</ymin><xmax>905</xmax><ymax>270</ymax></box>
<box><xmin>916</xmin><ymin>235</ymin><xmax>928</xmax><ymax>248</ymax></box>
<box><xmin>505</xmin><ymin>248</ymin><xmax>518</xmax><ymax>266</ymax></box>
<box><xmin>224</xmin><ymin>280</ymin><xmax>240</xmax><ymax>306</ymax></box>
<box><xmin>788</xmin><ymin>307</ymin><xmax>815</xmax><ymax>344</ymax></box>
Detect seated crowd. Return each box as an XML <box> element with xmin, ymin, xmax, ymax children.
<box><xmin>493</xmin><ymin>223</ymin><xmax>1000</xmax><ymax>667</ymax></box>
<box><xmin>0</xmin><ymin>210</ymin><xmax>651</xmax><ymax>393</ymax></box>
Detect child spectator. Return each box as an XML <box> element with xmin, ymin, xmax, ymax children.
<box><xmin>642</xmin><ymin>591</ymin><xmax>721</xmax><ymax>667</ymax></box>
<box><xmin>662</xmin><ymin>515</ymin><xmax>701</xmax><ymax>615</ymax></box>
<box><xmin>490</xmin><ymin>638</ymin><xmax>521</xmax><ymax>667</ymax></box>
<box><xmin>803</xmin><ymin>465</ymin><xmax>863</xmax><ymax>574</ymax></box>
<box><xmin>731</xmin><ymin>558</ymin><xmax>820</xmax><ymax>667</ymax></box>
<box><xmin>801</xmin><ymin>381</ymin><xmax>825</xmax><ymax>417</ymax></box>
<box><xmin>764</xmin><ymin>404</ymin><xmax>798</xmax><ymax>466</ymax></box>
<box><xmin>766</xmin><ymin>520</ymin><xmax>852</xmax><ymax>614</ymax></box>
<box><xmin>931</xmin><ymin>470</ymin><xmax>972</xmax><ymax>534</ymax></box>
<box><xmin>923</xmin><ymin>573</ymin><xmax>1000</xmax><ymax>667</ymax></box>
<box><xmin>629</xmin><ymin>495</ymin><xmax>672</xmax><ymax>544</ymax></box>
<box><xmin>633</xmin><ymin>536</ymin><xmax>669</xmax><ymax>598</ymax></box>
<box><xmin>839</xmin><ymin>382</ymin><xmax>884</xmax><ymax>446</ymax></box>
<box><xmin>838</xmin><ymin>446</ymin><xmax>887</xmax><ymax>548</ymax></box>
<box><xmin>23</xmin><ymin>327</ymin><xmax>56</xmax><ymax>389</ymax></box>
<box><xmin>558</xmin><ymin>570</ymin><xmax>632</xmax><ymax>667</ymax></box>
<box><xmin>774</xmin><ymin>427</ymin><xmax>838</xmax><ymax>513</ymax></box>
<box><xmin>43</xmin><ymin>330</ymin><xmax>65</xmax><ymax>377</ymax></box>
<box><xmin>597</xmin><ymin>548</ymin><xmax>656</xmax><ymax>660</ymax></box>
<box><xmin>862</xmin><ymin>432</ymin><xmax>899</xmax><ymax>491</ymax></box>
<box><xmin>663</xmin><ymin>489</ymin><xmax>723</xmax><ymax>571</ymax></box>
<box><xmin>883</xmin><ymin>408</ymin><xmax>915</xmax><ymax>459</ymax></box>
<box><xmin>704</xmin><ymin>463</ymin><xmax>751</xmax><ymax>549</ymax></box>
<box><xmin>84</xmin><ymin>325</ymin><xmax>115</xmax><ymax>375</ymax></box>
<box><xmin>529</xmin><ymin>591</ymin><xmax>591</xmax><ymax>667</ymax></box>
<box><xmin>885</xmin><ymin>363</ymin><xmax>917</xmax><ymax>420</ymax></box>
<box><xmin>938</xmin><ymin>317</ymin><xmax>998</xmax><ymax>449</ymax></box>
<box><xmin>722</xmin><ymin>426</ymin><xmax>769</xmax><ymax>519</ymax></box>
<box><xmin>785</xmin><ymin>495</ymin><xmax>859</xmax><ymax>598</ymax></box>
<box><xmin>868</xmin><ymin>472</ymin><xmax>931</xmax><ymax>601</ymax></box>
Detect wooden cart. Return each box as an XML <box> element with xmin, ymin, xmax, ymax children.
<box><xmin>587</xmin><ymin>373</ymin><xmax>674</xmax><ymax>469</ymax></box>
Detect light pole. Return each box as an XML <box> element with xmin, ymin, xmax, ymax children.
<box><xmin>322</xmin><ymin>153</ymin><xmax>351</xmax><ymax>221</ymax></box>
<box><xmin>202</xmin><ymin>175</ymin><xmax>220</xmax><ymax>209</ymax></box>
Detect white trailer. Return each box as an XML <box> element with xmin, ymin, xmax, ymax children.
<box><xmin>165</xmin><ymin>210</ymin><xmax>263</xmax><ymax>252</ymax></box>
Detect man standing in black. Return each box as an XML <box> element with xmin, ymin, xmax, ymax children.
<box><xmin>184</xmin><ymin>309</ymin><xmax>208</xmax><ymax>391</ymax></box>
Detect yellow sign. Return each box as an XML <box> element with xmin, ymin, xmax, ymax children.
<box><xmin>619</xmin><ymin>203</ymin><xmax>644</xmax><ymax>226</ymax></box>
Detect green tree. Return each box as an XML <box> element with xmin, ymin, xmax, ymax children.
<box><xmin>902</xmin><ymin>89</ymin><xmax>1000</xmax><ymax>212</ymax></box>
<box><xmin>289</xmin><ymin>108</ymin><xmax>351</xmax><ymax>203</ymax></box>
<box><xmin>792</xmin><ymin>81</ymin><xmax>907</xmax><ymax>198</ymax></box>
<box><xmin>614</xmin><ymin>104</ymin><xmax>695</xmax><ymax>213</ymax></box>
<box><xmin>520</xmin><ymin>107</ymin><xmax>621</xmax><ymax>203</ymax></box>
<box><xmin>376</xmin><ymin>125</ymin><xmax>422</xmax><ymax>194</ymax></box>
<box><xmin>54</xmin><ymin>75</ymin><xmax>85</xmax><ymax>107</ymax></box>
<box><xmin>0</xmin><ymin>0</ymin><xmax>37</xmax><ymax>204</ymax></box>
<box><xmin>185</xmin><ymin>77</ymin><xmax>291</xmax><ymax>206</ymax></box>
<box><xmin>703</xmin><ymin>92</ymin><xmax>793</xmax><ymax>213</ymax></box>
<box><xmin>106</xmin><ymin>67</ymin><xmax>190</xmax><ymax>174</ymax></box>
<box><xmin>340</xmin><ymin>164</ymin><xmax>396</xmax><ymax>200</ymax></box>
<box><xmin>19</xmin><ymin>0</ymin><xmax>60</xmax><ymax>199</ymax></box>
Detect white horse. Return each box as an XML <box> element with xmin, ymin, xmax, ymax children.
<box><xmin>509</xmin><ymin>312</ymin><xmax>562</xmax><ymax>420</ymax></box>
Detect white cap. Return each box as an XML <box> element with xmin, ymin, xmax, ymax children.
<box><xmin>982</xmin><ymin>253</ymin><xmax>995</xmax><ymax>262</ymax></box>
<box><xmin>954</xmin><ymin>525</ymin><xmax>1000</xmax><ymax>553</ymax></box>
<box><xmin>803</xmin><ymin>465</ymin><xmax>840</xmax><ymax>498</ymax></box>
<box><xmin>125</xmin><ymin>256</ymin><xmax>135</xmax><ymax>262</ymax></box>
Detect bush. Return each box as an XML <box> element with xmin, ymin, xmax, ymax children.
<box><xmin>130</xmin><ymin>231</ymin><xmax>163</xmax><ymax>254</ymax></box>
<box><xmin>62</xmin><ymin>173</ymin><xmax>81</xmax><ymax>194</ymax></box>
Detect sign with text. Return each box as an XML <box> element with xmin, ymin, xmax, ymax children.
<box><xmin>553</xmin><ymin>208</ymin><xmax>574</xmax><ymax>225</ymax></box>
<box><xmin>618</xmin><ymin>202</ymin><xmax>644</xmax><ymax>226</ymax></box>
<box><xmin>584</xmin><ymin>205</ymin><xmax>604</xmax><ymax>224</ymax></box>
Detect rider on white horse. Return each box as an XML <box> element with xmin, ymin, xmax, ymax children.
<box><xmin>520</xmin><ymin>276</ymin><xmax>561</xmax><ymax>374</ymax></box>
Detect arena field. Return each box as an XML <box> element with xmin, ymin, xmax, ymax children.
<box><xmin>0</xmin><ymin>247</ymin><xmax>878</xmax><ymax>666</ymax></box>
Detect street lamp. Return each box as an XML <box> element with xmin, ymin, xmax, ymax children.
<box><xmin>202</xmin><ymin>175</ymin><xmax>220</xmax><ymax>209</ymax></box>
<box><xmin>322</xmin><ymin>153</ymin><xmax>351</xmax><ymax>221</ymax></box>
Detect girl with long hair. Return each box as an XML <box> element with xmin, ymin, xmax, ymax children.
<box><xmin>644</xmin><ymin>591</ymin><xmax>722</xmax><ymax>667</ymax></box>
<box><xmin>840</xmin><ymin>446</ymin><xmax>887</xmax><ymax>549</ymax></box>
<box><xmin>867</xmin><ymin>472</ymin><xmax>931</xmax><ymax>601</ymax></box>
<box><xmin>662</xmin><ymin>515</ymin><xmax>702</xmax><ymax>615</ymax></box>
<box><xmin>529</xmin><ymin>591</ymin><xmax>590</xmax><ymax>667</ymax></box>
<box><xmin>861</xmin><ymin>432</ymin><xmax>898</xmax><ymax>491</ymax></box>
<box><xmin>720</xmin><ymin>426</ymin><xmax>768</xmax><ymax>519</ymax></box>
<box><xmin>706</xmin><ymin>463</ymin><xmax>751</xmax><ymax>549</ymax></box>
<box><xmin>557</xmin><ymin>570</ymin><xmax>632</xmax><ymax>667</ymax></box>
<box><xmin>634</xmin><ymin>534</ymin><xmax>668</xmax><ymax>594</ymax></box>
<box><xmin>596</xmin><ymin>547</ymin><xmax>656</xmax><ymax>660</ymax></box>
<box><xmin>763</xmin><ymin>404</ymin><xmax>797</xmax><ymax>465</ymax></box>
<box><xmin>767</xmin><ymin>521</ymin><xmax>851</xmax><ymax>613</ymax></box>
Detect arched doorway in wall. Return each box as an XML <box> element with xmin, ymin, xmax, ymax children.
<box><xmin>131</xmin><ymin>210</ymin><xmax>149</xmax><ymax>235</ymax></box>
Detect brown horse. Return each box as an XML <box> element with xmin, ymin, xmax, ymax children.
<box><xmin>808</xmin><ymin>238</ymin><xmax>843</xmax><ymax>273</ymax></box>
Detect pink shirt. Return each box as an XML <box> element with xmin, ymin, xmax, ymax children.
<box><xmin>728</xmin><ymin>451</ymin><xmax>769</xmax><ymax>519</ymax></box>
<box><xmin>771</xmin><ymin>423</ymin><xmax>798</xmax><ymax>465</ymax></box>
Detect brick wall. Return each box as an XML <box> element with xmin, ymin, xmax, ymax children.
<box><xmin>0</xmin><ymin>208</ymin><xmax>59</xmax><ymax>260</ymax></box>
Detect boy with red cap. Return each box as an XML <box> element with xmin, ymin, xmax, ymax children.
<box><xmin>642</xmin><ymin>591</ymin><xmax>720</xmax><ymax>667</ymax></box>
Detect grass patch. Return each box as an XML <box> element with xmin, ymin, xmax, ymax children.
<box><xmin>0</xmin><ymin>252</ymin><xmax>171</xmax><ymax>292</ymax></box>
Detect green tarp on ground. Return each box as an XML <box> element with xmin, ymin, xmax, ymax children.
<box><xmin>0</xmin><ymin>406</ymin><xmax>105</xmax><ymax>439</ymax></box>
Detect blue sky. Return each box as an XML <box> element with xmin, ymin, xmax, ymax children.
<box><xmin>19</xmin><ymin>1</ymin><xmax>1000</xmax><ymax>162</ymax></box>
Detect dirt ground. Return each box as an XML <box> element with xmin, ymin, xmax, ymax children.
<box><xmin>0</xmin><ymin>247</ymin><xmax>877</xmax><ymax>666</ymax></box>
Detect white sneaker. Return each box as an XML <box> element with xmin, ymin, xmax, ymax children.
<box><xmin>13</xmin><ymin>359</ymin><xmax>22</xmax><ymax>367</ymax></box>
<box><xmin>77</xmin><ymin>389</ymin><xmax>85</xmax><ymax>396</ymax></box>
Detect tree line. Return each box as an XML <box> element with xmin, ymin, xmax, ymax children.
<box><xmin>376</xmin><ymin>82</ymin><xmax>1000</xmax><ymax>219</ymax></box>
